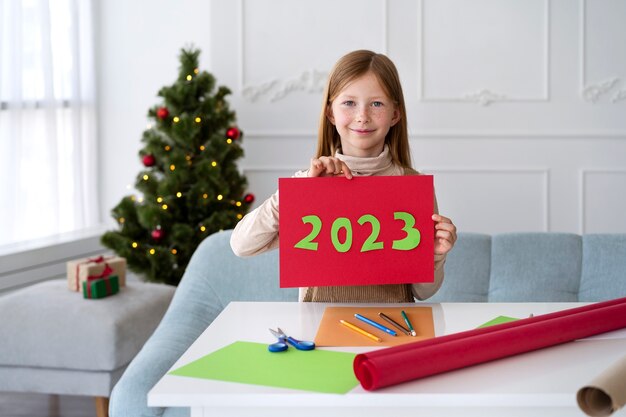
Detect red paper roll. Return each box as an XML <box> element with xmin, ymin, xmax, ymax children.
<box><xmin>354</xmin><ymin>296</ymin><xmax>626</xmax><ymax>391</ymax></box>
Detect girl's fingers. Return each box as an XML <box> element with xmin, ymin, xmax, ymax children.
<box><xmin>435</xmin><ymin>221</ymin><xmax>455</xmax><ymax>231</ymax></box>
<box><xmin>340</xmin><ymin>161</ymin><xmax>353</xmax><ymax>179</ymax></box>
<box><xmin>322</xmin><ymin>162</ymin><xmax>338</xmax><ymax>175</ymax></box>
<box><xmin>309</xmin><ymin>159</ymin><xmax>324</xmax><ymax>177</ymax></box>
<box><xmin>309</xmin><ymin>157</ymin><xmax>353</xmax><ymax>179</ymax></box>
<box><xmin>435</xmin><ymin>230</ymin><xmax>456</xmax><ymax>246</ymax></box>
<box><xmin>309</xmin><ymin>157</ymin><xmax>337</xmax><ymax>176</ymax></box>
<box><xmin>432</xmin><ymin>214</ymin><xmax>452</xmax><ymax>224</ymax></box>
<box><xmin>432</xmin><ymin>214</ymin><xmax>457</xmax><ymax>246</ymax></box>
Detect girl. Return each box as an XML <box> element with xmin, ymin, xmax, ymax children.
<box><xmin>230</xmin><ymin>50</ymin><xmax>457</xmax><ymax>302</ymax></box>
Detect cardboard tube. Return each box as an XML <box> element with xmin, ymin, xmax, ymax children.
<box><xmin>577</xmin><ymin>355</ymin><xmax>626</xmax><ymax>417</ymax></box>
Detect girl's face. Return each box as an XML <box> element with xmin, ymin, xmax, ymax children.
<box><xmin>327</xmin><ymin>71</ymin><xmax>400</xmax><ymax>158</ymax></box>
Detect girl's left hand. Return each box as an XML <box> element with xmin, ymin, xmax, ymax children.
<box><xmin>432</xmin><ymin>214</ymin><xmax>457</xmax><ymax>255</ymax></box>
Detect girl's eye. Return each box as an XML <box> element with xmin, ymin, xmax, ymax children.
<box><xmin>372</xmin><ymin>101</ymin><xmax>383</xmax><ymax>107</ymax></box>
<box><xmin>342</xmin><ymin>100</ymin><xmax>355</xmax><ymax>106</ymax></box>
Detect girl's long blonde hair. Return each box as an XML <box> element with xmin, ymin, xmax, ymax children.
<box><xmin>316</xmin><ymin>50</ymin><xmax>412</xmax><ymax>169</ymax></box>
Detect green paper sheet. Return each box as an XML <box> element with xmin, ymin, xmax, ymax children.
<box><xmin>169</xmin><ymin>341</ymin><xmax>359</xmax><ymax>394</ymax></box>
<box><xmin>477</xmin><ymin>315</ymin><xmax>519</xmax><ymax>328</ymax></box>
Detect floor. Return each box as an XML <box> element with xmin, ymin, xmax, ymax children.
<box><xmin>0</xmin><ymin>392</ymin><xmax>96</xmax><ymax>417</ymax></box>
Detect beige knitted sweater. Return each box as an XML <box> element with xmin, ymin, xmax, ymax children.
<box><xmin>230</xmin><ymin>146</ymin><xmax>446</xmax><ymax>302</ymax></box>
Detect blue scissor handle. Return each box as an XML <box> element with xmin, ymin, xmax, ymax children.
<box><xmin>286</xmin><ymin>336</ymin><xmax>315</xmax><ymax>351</ymax></box>
<box><xmin>268</xmin><ymin>328</ymin><xmax>315</xmax><ymax>352</ymax></box>
<box><xmin>268</xmin><ymin>340</ymin><xmax>288</xmax><ymax>352</ymax></box>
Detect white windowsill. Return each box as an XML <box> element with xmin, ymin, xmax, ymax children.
<box><xmin>0</xmin><ymin>225</ymin><xmax>112</xmax><ymax>293</ymax></box>
<box><xmin>0</xmin><ymin>225</ymin><xmax>109</xmax><ymax>256</ymax></box>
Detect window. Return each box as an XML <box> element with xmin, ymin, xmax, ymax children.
<box><xmin>0</xmin><ymin>0</ymin><xmax>99</xmax><ymax>247</ymax></box>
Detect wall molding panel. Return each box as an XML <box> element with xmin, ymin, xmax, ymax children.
<box><xmin>579</xmin><ymin>0</ymin><xmax>626</xmax><ymax>103</ymax></box>
<box><xmin>579</xmin><ymin>169</ymin><xmax>626</xmax><ymax>233</ymax></box>
<box><xmin>421</xmin><ymin>167</ymin><xmax>550</xmax><ymax>232</ymax></box>
<box><xmin>417</xmin><ymin>0</ymin><xmax>551</xmax><ymax>105</ymax></box>
<box><xmin>461</xmin><ymin>89</ymin><xmax>508</xmax><ymax>107</ymax></box>
<box><xmin>242</xmin><ymin>69</ymin><xmax>328</xmax><ymax>103</ymax></box>
<box><xmin>581</xmin><ymin>77</ymin><xmax>621</xmax><ymax>103</ymax></box>
<box><xmin>238</xmin><ymin>0</ymin><xmax>389</xmax><ymax>103</ymax></box>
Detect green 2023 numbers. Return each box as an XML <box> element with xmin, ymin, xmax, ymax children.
<box><xmin>294</xmin><ymin>212</ymin><xmax>420</xmax><ymax>253</ymax></box>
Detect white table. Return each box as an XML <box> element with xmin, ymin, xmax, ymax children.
<box><xmin>148</xmin><ymin>302</ymin><xmax>626</xmax><ymax>417</ymax></box>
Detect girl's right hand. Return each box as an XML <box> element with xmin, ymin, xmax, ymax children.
<box><xmin>309</xmin><ymin>156</ymin><xmax>353</xmax><ymax>179</ymax></box>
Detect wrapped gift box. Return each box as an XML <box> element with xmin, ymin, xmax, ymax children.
<box><xmin>67</xmin><ymin>255</ymin><xmax>126</xmax><ymax>292</ymax></box>
<box><xmin>82</xmin><ymin>275</ymin><xmax>120</xmax><ymax>299</ymax></box>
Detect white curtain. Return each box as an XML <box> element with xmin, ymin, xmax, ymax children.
<box><xmin>0</xmin><ymin>0</ymin><xmax>98</xmax><ymax>247</ymax></box>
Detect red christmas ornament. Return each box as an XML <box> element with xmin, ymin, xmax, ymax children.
<box><xmin>226</xmin><ymin>127</ymin><xmax>241</xmax><ymax>140</ymax></box>
<box><xmin>156</xmin><ymin>107</ymin><xmax>169</xmax><ymax>120</ymax></box>
<box><xmin>142</xmin><ymin>154</ymin><xmax>156</xmax><ymax>167</ymax></box>
<box><xmin>244</xmin><ymin>193</ymin><xmax>255</xmax><ymax>204</ymax></box>
<box><xmin>151</xmin><ymin>228</ymin><xmax>164</xmax><ymax>242</ymax></box>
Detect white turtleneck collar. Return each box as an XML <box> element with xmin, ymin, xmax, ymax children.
<box><xmin>334</xmin><ymin>145</ymin><xmax>403</xmax><ymax>176</ymax></box>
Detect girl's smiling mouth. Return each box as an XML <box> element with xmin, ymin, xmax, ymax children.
<box><xmin>352</xmin><ymin>128</ymin><xmax>375</xmax><ymax>134</ymax></box>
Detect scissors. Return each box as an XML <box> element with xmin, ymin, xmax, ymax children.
<box><xmin>268</xmin><ymin>328</ymin><xmax>315</xmax><ymax>352</ymax></box>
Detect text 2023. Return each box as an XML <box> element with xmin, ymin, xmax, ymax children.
<box><xmin>294</xmin><ymin>212</ymin><xmax>421</xmax><ymax>253</ymax></box>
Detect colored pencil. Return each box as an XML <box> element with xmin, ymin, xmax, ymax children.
<box><xmin>378</xmin><ymin>312</ymin><xmax>411</xmax><ymax>336</ymax></box>
<box><xmin>401</xmin><ymin>310</ymin><xmax>417</xmax><ymax>336</ymax></box>
<box><xmin>340</xmin><ymin>320</ymin><xmax>382</xmax><ymax>343</ymax></box>
<box><xmin>355</xmin><ymin>314</ymin><xmax>397</xmax><ymax>336</ymax></box>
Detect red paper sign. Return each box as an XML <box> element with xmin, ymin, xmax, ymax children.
<box><xmin>279</xmin><ymin>175</ymin><xmax>434</xmax><ymax>288</ymax></box>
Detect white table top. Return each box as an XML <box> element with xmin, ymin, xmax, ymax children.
<box><xmin>148</xmin><ymin>301</ymin><xmax>626</xmax><ymax>417</ymax></box>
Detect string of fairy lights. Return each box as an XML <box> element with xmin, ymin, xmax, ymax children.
<box><xmin>116</xmin><ymin>67</ymin><xmax>254</xmax><ymax>262</ymax></box>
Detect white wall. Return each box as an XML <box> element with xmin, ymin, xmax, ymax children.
<box><xmin>98</xmin><ymin>0</ymin><xmax>626</xmax><ymax>235</ymax></box>
<box><xmin>97</xmin><ymin>0</ymin><xmax>212</xmax><ymax>225</ymax></box>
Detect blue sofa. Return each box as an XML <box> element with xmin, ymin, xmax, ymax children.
<box><xmin>110</xmin><ymin>230</ymin><xmax>626</xmax><ymax>417</ymax></box>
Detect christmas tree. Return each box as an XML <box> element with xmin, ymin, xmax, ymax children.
<box><xmin>102</xmin><ymin>47</ymin><xmax>254</xmax><ymax>286</ymax></box>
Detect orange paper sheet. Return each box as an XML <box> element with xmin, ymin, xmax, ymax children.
<box><xmin>314</xmin><ymin>306</ymin><xmax>435</xmax><ymax>347</ymax></box>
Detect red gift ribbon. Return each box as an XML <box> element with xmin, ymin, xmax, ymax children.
<box><xmin>85</xmin><ymin>264</ymin><xmax>114</xmax><ymax>298</ymax></box>
<box><xmin>354</xmin><ymin>296</ymin><xmax>626</xmax><ymax>391</ymax></box>
<box><xmin>74</xmin><ymin>255</ymin><xmax>109</xmax><ymax>290</ymax></box>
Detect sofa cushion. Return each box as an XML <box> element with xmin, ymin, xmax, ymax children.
<box><xmin>0</xmin><ymin>280</ymin><xmax>174</xmax><ymax>371</ymax></box>
<box><xmin>579</xmin><ymin>234</ymin><xmax>626</xmax><ymax>301</ymax></box>
<box><xmin>488</xmin><ymin>233</ymin><xmax>582</xmax><ymax>302</ymax></box>
<box><xmin>428</xmin><ymin>233</ymin><xmax>491</xmax><ymax>302</ymax></box>
<box><xmin>202</xmin><ymin>230</ymin><xmax>297</xmax><ymax>305</ymax></box>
